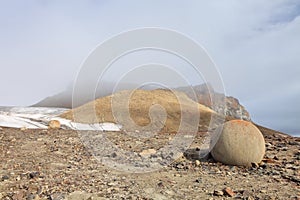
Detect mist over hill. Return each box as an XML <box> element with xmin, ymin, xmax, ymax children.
<box><xmin>33</xmin><ymin>81</ymin><xmax>157</xmax><ymax>108</ymax></box>
<box><xmin>33</xmin><ymin>82</ymin><xmax>250</xmax><ymax>121</ymax></box>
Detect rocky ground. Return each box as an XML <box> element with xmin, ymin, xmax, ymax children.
<box><xmin>0</xmin><ymin>126</ymin><xmax>299</xmax><ymax>200</ymax></box>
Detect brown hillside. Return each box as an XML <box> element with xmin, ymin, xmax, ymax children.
<box><xmin>60</xmin><ymin>89</ymin><xmax>220</xmax><ymax>132</ymax></box>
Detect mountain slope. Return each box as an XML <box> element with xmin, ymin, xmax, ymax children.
<box><xmin>59</xmin><ymin>89</ymin><xmax>221</xmax><ymax>132</ymax></box>
<box><xmin>34</xmin><ymin>83</ymin><xmax>250</xmax><ymax>121</ymax></box>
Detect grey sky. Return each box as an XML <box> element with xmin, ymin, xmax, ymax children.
<box><xmin>0</xmin><ymin>1</ymin><xmax>299</xmax><ymax>135</ymax></box>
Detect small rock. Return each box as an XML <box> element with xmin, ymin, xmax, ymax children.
<box><xmin>195</xmin><ymin>178</ymin><xmax>202</xmax><ymax>183</ymax></box>
<box><xmin>265</xmin><ymin>143</ymin><xmax>272</xmax><ymax>147</ymax></box>
<box><xmin>1</xmin><ymin>175</ymin><xmax>9</xmax><ymax>181</ymax></box>
<box><xmin>50</xmin><ymin>193</ymin><xmax>65</xmax><ymax>200</ymax></box>
<box><xmin>285</xmin><ymin>164</ymin><xmax>294</xmax><ymax>169</ymax></box>
<box><xmin>223</xmin><ymin>187</ymin><xmax>235</xmax><ymax>197</ymax></box>
<box><xmin>271</xmin><ymin>170</ymin><xmax>280</xmax><ymax>175</ymax></box>
<box><xmin>106</xmin><ymin>188</ymin><xmax>113</xmax><ymax>194</ymax></box>
<box><xmin>288</xmin><ymin>141</ymin><xmax>298</xmax><ymax>145</ymax></box>
<box><xmin>49</xmin><ymin>120</ymin><xmax>61</xmax><ymax>129</ymax></box>
<box><xmin>214</xmin><ymin>190</ymin><xmax>224</xmax><ymax>196</ymax></box>
<box><xmin>21</xmin><ymin>127</ymin><xmax>27</xmax><ymax>131</ymax></box>
<box><xmin>251</xmin><ymin>162</ymin><xmax>259</xmax><ymax>168</ymax></box>
<box><xmin>259</xmin><ymin>162</ymin><xmax>267</xmax><ymax>169</ymax></box>
<box><xmin>107</xmin><ymin>182</ymin><xmax>117</xmax><ymax>187</ymax></box>
<box><xmin>195</xmin><ymin>160</ymin><xmax>201</xmax><ymax>166</ymax></box>
<box><xmin>263</xmin><ymin>158</ymin><xmax>278</xmax><ymax>164</ymax></box>
<box><xmin>157</xmin><ymin>181</ymin><xmax>164</xmax><ymax>187</ymax></box>
<box><xmin>110</xmin><ymin>152</ymin><xmax>117</xmax><ymax>158</ymax></box>
<box><xmin>281</xmin><ymin>147</ymin><xmax>288</xmax><ymax>151</ymax></box>
<box><xmin>260</xmin><ymin>189</ymin><xmax>267</xmax><ymax>193</ymax></box>
<box><xmin>28</xmin><ymin>172</ymin><xmax>40</xmax><ymax>179</ymax></box>
<box><xmin>139</xmin><ymin>149</ymin><xmax>156</xmax><ymax>157</ymax></box>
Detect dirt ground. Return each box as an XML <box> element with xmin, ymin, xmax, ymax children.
<box><xmin>0</xmin><ymin>126</ymin><xmax>299</xmax><ymax>200</ymax></box>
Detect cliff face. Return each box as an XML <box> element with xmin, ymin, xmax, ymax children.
<box><xmin>176</xmin><ymin>84</ymin><xmax>251</xmax><ymax>121</ymax></box>
<box><xmin>224</xmin><ymin>96</ymin><xmax>250</xmax><ymax>121</ymax></box>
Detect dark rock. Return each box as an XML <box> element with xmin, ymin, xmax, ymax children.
<box><xmin>157</xmin><ymin>181</ymin><xmax>164</xmax><ymax>188</ymax></box>
<box><xmin>1</xmin><ymin>175</ymin><xmax>9</xmax><ymax>181</ymax></box>
<box><xmin>28</xmin><ymin>172</ymin><xmax>40</xmax><ymax>179</ymax></box>
<box><xmin>251</xmin><ymin>162</ymin><xmax>259</xmax><ymax>168</ymax></box>
<box><xmin>110</xmin><ymin>152</ymin><xmax>117</xmax><ymax>158</ymax></box>
<box><xmin>195</xmin><ymin>178</ymin><xmax>202</xmax><ymax>183</ymax></box>
<box><xmin>288</xmin><ymin>141</ymin><xmax>298</xmax><ymax>145</ymax></box>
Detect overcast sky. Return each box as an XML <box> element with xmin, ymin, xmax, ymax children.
<box><xmin>0</xmin><ymin>0</ymin><xmax>299</xmax><ymax>135</ymax></box>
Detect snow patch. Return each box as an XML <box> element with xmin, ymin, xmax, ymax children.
<box><xmin>0</xmin><ymin>107</ymin><xmax>121</xmax><ymax>131</ymax></box>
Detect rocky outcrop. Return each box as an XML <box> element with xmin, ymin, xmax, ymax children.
<box><xmin>176</xmin><ymin>84</ymin><xmax>251</xmax><ymax>121</ymax></box>
<box><xmin>223</xmin><ymin>96</ymin><xmax>250</xmax><ymax>121</ymax></box>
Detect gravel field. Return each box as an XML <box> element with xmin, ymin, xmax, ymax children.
<box><xmin>0</xmin><ymin>127</ymin><xmax>299</xmax><ymax>200</ymax></box>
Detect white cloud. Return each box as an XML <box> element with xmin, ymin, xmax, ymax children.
<box><xmin>0</xmin><ymin>0</ymin><xmax>299</xmax><ymax>134</ymax></box>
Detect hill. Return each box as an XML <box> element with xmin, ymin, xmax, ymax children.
<box><xmin>34</xmin><ymin>83</ymin><xmax>250</xmax><ymax>121</ymax></box>
<box><xmin>59</xmin><ymin>89</ymin><xmax>221</xmax><ymax>132</ymax></box>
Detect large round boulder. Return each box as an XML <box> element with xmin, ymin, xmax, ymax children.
<box><xmin>211</xmin><ymin>120</ymin><xmax>265</xmax><ymax>166</ymax></box>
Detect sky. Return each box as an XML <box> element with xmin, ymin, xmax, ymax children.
<box><xmin>0</xmin><ymin>0</ymin><xmax>299</xmax><ymax>135</ymax></box>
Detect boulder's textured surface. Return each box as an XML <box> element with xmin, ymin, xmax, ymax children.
<box><xmin>211</xmin><ymin>120</ymin><xmax>265</xmax><ymax>166</ymax></box>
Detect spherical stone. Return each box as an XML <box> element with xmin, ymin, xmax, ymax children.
<box><xmin>49</xmin><ymin>120</ymin><xmax>61</xmax><ymax>129</ymax></box>
<box><xmin>211</xmin><ymin>120</ymin><xmax>265</xmax><ymax>166</ymax></box>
